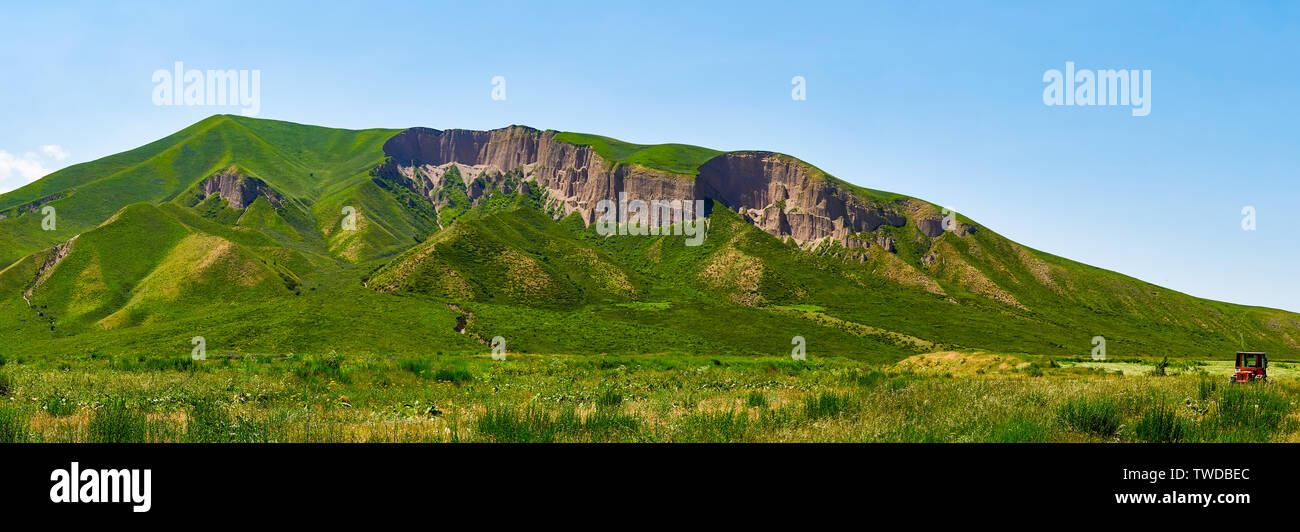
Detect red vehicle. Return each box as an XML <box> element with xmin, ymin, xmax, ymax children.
<box><xmin>1231</xmin><ymin>351</ymin><xmax>1267</xmax><ymax>383</ymax></box>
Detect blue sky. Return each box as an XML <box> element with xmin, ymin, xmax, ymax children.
<box><xmin>1</xmin><ymin>1</ymin><xmax>1297</xmax><ymax>312</ymax></box>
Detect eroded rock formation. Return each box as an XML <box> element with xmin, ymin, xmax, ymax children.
<box><xmin>695</xmin><ymin>151</ymin><xmax>906</xmax><ymax>247</ymax></box>
<box><xmin>377</xmin><ymin>126</ymin><xmax>969</xmax><ymax>250</ymax></box>
<box><xmin>197</xmin><ymin>167</ymin><xmax>283</xmax><ymax>209</ymax></box>
<box><xmin>25</xmin><ymin>234</ymin><xmax>79</xmax><ymax>299</ymax></box>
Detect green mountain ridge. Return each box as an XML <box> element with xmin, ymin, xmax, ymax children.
<box><xmin>1</xmin><ymin>115</ymin><xmax>1297</xmax><ymax>363</ymax></box>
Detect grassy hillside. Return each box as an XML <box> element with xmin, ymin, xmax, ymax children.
<box><xmin>0</xmin><ymin>115</ymin><xmax>399</xmax><ymax>268</ymax></box>
<box><xmin>1</xmin><ymin>115</ymin><xmax>1297</xmax><ymax>366</ymax></box>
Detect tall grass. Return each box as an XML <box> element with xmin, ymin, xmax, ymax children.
<box><xmin>1197</xmin><ymin>376</ymin><xmax>1218</xmax><ymax>401</ymax></box>
<box><xmin>0</xmin><ymin>406</ymin><xmax>29</xmax><ymax>443</ymax></box>
<box><xmin>474</xmin><ymin>403</ymin><xmax>640</xmax><ymax>442</ymax></box>
<box><xmin>433</xmin><ymin>368</ymin><xmax>473</xmax><ymax>384</ymax></box>
<box><xmin>7</xmin><ymin>352</ymin><xmax>1300</xmax><ymax>443</ymax></box>
<box><xmin>1135</xmin><ymin>402</ymin><xmax>1186</xmax><ymax>443</ymax></box>
<box><xmin>580</xmin><ymin>407</ymin><xmax>640</xmax><ymax>441</ymax></box>
<box><xmin>186</xmin><ymin>398</ymin><xmax>231</xmax><ymax>443</ymax></box>
<box><xmin>804</xmin><ymin>392</ymin><xmax>853</xmax><ymax>419</ymax></box>
<box><xmin>399</xmin><ymin>358</ymin><xmax>473</xmax><ymax>384</ymax></box>
<box><xmin>1056</xmin><ymin>397</ymin><xmax>1121</xmax><ymax>438</ymax></box>
<box><xmin>987</xmin><ymin>415</ymin><xmax>1053</xmax><ymax>443</ymax></box>
<box><xmin>88</xmin><ymin>399</ymin><xmax>149</xmax><ymax>443</ymax></box>
<box><xmin>111</xmin><ymin>355</ymin><xmax>197</xmax><ymax>372</ymax></box>
<box><xmin>185</xmin><ymin>398</ymin><xmax>269</xmax><ymax>443</ymax></box>
<box><xmin>397</xmin><ymin>358</ymin><xmax>431</xmax><ymax>378</ymax></box>
<box><xmin>676</xmin><ymin>409</ymin><xmax>750</xmax><ymax>442</ymax></box>
<box><xmin>293</xmin><ymin>353</ymin><xmax>349</xmax><ymax>383</ymax></box>
<box><xmin>596</xmin><ymin>389</ymin><xmax>624</xmax><ymax>408</ymax></box>
<box><xmin>1212</xmin><ymin>383</ymin><xmax>1293</xmax><ymax>440</ymax></box>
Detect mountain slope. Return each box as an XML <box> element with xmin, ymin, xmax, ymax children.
<box><xmin>0</xmin><ymin>115</ymin><xmax>399</xmax><ymax>268</ymax></box>
<box><xmin>1</xmin><ymin>115</ymin><xmax>1297</xmax><ymax>362</ymax></box>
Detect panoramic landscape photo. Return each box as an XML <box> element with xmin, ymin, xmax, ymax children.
<box><xmin>1</xmin><ymin>114</ymin><xmax>1296</xmax><ymax>443</ymax></box>
<box><xmin>2</xmin><ymin>2</ymin><xmax>1297</xmax><ymax>445</ymax></box>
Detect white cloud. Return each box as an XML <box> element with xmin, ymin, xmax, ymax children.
<box><xmin>0</xmin><ymin>150</ymin><xmax>51</xmax><ymax>181</ymax></box>
<box><xmin>40</xmin><ymin>144</ymin><xmax>70</xmax><ymax>160</ymax></box>
<box><xmin>0</xmin><ymin>147</ymin><xmax>65</xmax><ymax>194</ymax></box>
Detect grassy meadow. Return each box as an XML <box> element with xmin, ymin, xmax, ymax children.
<box><xmin>1</xmin><ymin>351</ymin><xmax>1296</xmax><ymax>443</ymax></box>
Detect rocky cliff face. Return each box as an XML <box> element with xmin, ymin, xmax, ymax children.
<box><xmin>378</xmin><ymin>126</ymin><xmax>696</xmax><ymax>225</ymax></box>
<box><xmin>377</xmin><ymin>126</ymin><xmax>961</xmax><ymax>250</ymax></box>
<box><xmin>197</xmin><ymin>167</ymin><xmax>283</xmax><ymax>209</ymax></box>
<box><xmin>694</xmin><ymin>151</ymin><xmax>907</xmax><ymax>247</ymax></box>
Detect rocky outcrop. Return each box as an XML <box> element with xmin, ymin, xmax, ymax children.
<box><xmin>916</xmin><ymin>218</ymin><xmax>945</xmax><ymax>238</ymax></box>
<box><xmin>24</xmin><ymin>234</ymin><xmax>79</xmax><ymax>300</ymax></box>
<box><xmin>379</xmin><ymin>126</ymin><xmax>695</xmax><ymax>225</ymax></box>
<box><xmin>695</xmin><ymin>152</ymin><xmax>906</xmax><ymax>247</ymax></box>
<box><xmin>0</xmin><ymin>192</ymin><xmax>66</xmax><ymax>219</ymax></box>
<box><xmin>196</xmin><ymin>167</ymin><xmax>283</xmax><ymax>209</ymax></box>
<box><xmin>377</xmin><ymin>127</ymin><xmax>957</xmax><ymax>250</ymax></box>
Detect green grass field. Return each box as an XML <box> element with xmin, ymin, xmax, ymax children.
<box><xmin>1</xmin><ymin>352</ymin><xmax>1296</xmax><ymax>443</ymax></box>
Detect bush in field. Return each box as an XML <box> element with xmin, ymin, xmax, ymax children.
<box><xmin>397</xmin><ymin>358</ymin><xmax>431</xmax><ymax>377</ymax></box>
<box><xmin>1150</xmin><ymin>356</ymin><xmax>1170</xmax><ymax>376</ymax></box>
<box><xmin>0</xmin><ymin>371</ymin><xmax>11</xmax><ymax>397</ymax></box>
<box><xmin>855</xmin><ymin>371</ymin><xmax>884</xmax><ymax>388</ymax></box>
<box><xmin>88</xmin><ymin>399</ymin><xmax>148</xmax><ymax>443</ymax></box>
<box><xmin>0</xmin><ymin>406</ymin><xmax>29</xmax><ymax>443</ymax></box>
<box><xmin>885</xmin><ymin>375</ymin><xmax>914</xmax><ymax>392</ymax></box>
<box><xmin>746</xmin><ymin>391</ymin><xmax>769</xmax><ymax>408</ymax></box>
<box><xmin>433</xmin><ymin>367</ymin><xmax>473</xmax><ymax>384</ymax></box>
<box><xmin>1135</xmin><ymin>402</ymin><xmax>1186</xmax><ymax>443</ymax></box>
<box><xmin>1056</xmin><ymin>397</ymin><xmax>1121</xmax><ymax>437</ymax></box>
